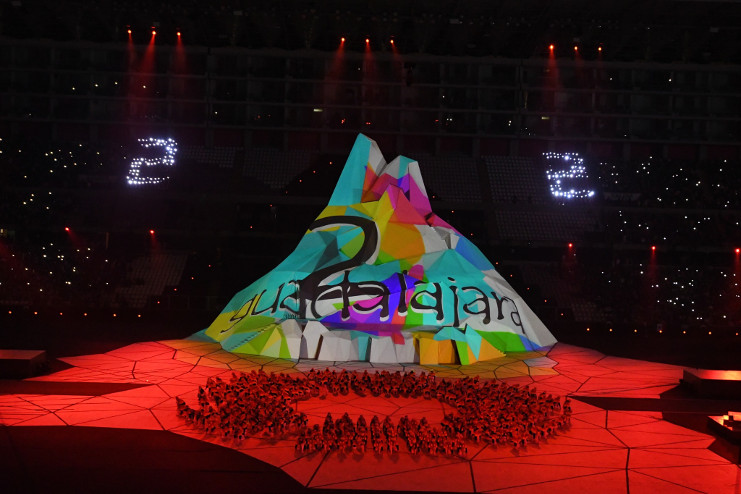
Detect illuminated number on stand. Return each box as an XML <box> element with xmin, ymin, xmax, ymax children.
<box><xmin>544</xmin><ymin>152</ymin><xmax>595</xmax><ymax>199</ymax></box>
<box><xmin>126</xmin><ymin>137</ymin><xmax>178</xmax><ymax>185</ymax></box>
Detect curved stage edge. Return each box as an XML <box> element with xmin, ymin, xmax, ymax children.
<box><xmin>1</xmin><ymin>341</ymin><xmax>740</xmax><ymax>493</ymax></box>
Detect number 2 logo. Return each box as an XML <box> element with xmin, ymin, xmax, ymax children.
<box><xmin>126</xmin><ymin>137</ymin><xmax>177</xmax><ymax>185</ymax></box>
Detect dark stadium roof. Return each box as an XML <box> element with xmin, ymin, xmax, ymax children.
<box><xmin>2</xmin><ymin>0</ymin><xmax>740</xmax><ymax>62</ymax></box>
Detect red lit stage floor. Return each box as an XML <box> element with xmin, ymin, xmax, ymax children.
<box><xmin>1</xmin><ymin>341</ymin><xmax>739</xmax><ymax>493</ymax></box>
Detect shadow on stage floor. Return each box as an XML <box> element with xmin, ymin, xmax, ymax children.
<box><xmin>0</xmin><ymin>426</ymin><xmax>455</xmax><ymax>494</ymax></box>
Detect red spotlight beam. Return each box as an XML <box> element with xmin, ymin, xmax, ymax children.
<box><xmin>126</xmin><ymin>26</ymin><xmax>137</xmax><ymax>74</ymax></box>
<box><xmin>173</xmin><ymin>28</ymin><xmax>187</xmax><ymax>74</ymax></box>
<box><xmin>323</xmin><ymin>36</ymin><xmax>347</xmax><ymax>111</ymax></box>
<box><xmin>545</xmin><ymin>43</ymin><xmax>560</xmax><ymax>114</ymax></box>
<box><xmin>132</xmin><ymin>28</ymin><xmax>158</xmax><ymax>104</ymax></box>
<box><xmin>362</xmin><ymin>36</ymin><xmax>377</xmax><ymax>109</ymax></box>
<box><xmin>390</xmin><ymin>36</ymin><xmax>402</xmax><ymax>81</ymax></box>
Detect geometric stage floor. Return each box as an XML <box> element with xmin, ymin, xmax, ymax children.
<box><xmin>1</xmin><ymin>341</ymin><xmax>739</xmax><ymax>493</ymax></box>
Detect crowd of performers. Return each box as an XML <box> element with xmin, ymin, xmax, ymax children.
<box><xmin>176</xmin><ymin>368</ymin><xmax>572</xmax><ymax>456</ymax></box>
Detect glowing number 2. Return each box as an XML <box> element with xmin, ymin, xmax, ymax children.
<box><xmin>126</xmin><ymin>137</ymin><xmax>177</xmax><ymax>185</ymax></box>
<box><xmin>544</xmin><ymin>152</ymin><xmax>595</xmax><ymax>199</ymax></box>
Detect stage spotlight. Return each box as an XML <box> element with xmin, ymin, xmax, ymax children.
<box><xmin>390</xmin><ymin>39</ymin><xmax>394</xmax><ymax>45</ymax></box>
<box><xmin>127</xmin><ymin>29</ymin><xmax>132</xmax><ymax>35</ymax></box>
<box><xmin>574</xmin><ymin>45</ymin><xmax>578</xmax><ymax>52</ymax></box>
<box><xmin>152</xmin><ymin>29</ymin><xmax>156</xmax><ymax>36</ymax></box>
<box><xmin>651</xmin><ymin>245</ymin><xmax>656</xmax><ymax>252</ymax></box>
<box><xmin>64</xmin><ymin>227</ymin><xmax>70</xmax><ymax>232</ymax></box>
<box><xmin>177</xmin><ymin>31</ymin><xmax>181</xmax><ymax>37</ymax></box>
<box><xmin>341</xmin><ymin>37</ymin><xmax>345</xmax><ymax>43</ymax></box>
<box><xmin>568</xmin><ymin>242</ymin><xmax>573</xmax><ymax>248</ymax></box>
<box><xmin>365</xmin><ymin>38</ymin><xmax>370</xmax><ymax>44</ymax></box>
<box><xmin>549</xmin><ymin>44</ymin><xmax>554</xmax><ymax>51</ymax></box>
<box><xmin>598</xmin><ymin>46</ymin><xmax>603</xmax><ymax>52</ymax></box>
<box><xmin>735</xmin><ymin>247</ymin><xmax>740</xmax><ymax>254</ymax></box>
<box><xmin>149</xmin><ymin>229</ymin><xmax>155</xmax><ymax>235</ymax></box>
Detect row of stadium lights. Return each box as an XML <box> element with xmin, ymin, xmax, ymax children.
<box><xmin>568</xmin><ymin>241</ymin><xmax>741</xmax><ymax>255</ymax></box>
<box><xmin>65</xmin><ymin>226</ymin><xmax>156</xmax><ymax>236</ymax></box>
<box><xmin>550</xmin><ymin>44</ymin><xmax>603</xmax><ymax>54</ymax></box>
<box><xmin>341</xmin><ymin>37</ymin><xmax>394</xmax><ymax>45</ymax></box>
<box><xmin>123</xmin><ymin>31</ymin><xmax>601</xmax><ymax>54</ymax></box>
<box><xmin>127</xmin><ymin>28</ymin><xmax>181</xmax><ymax>38</ymax></box>
<box><xmin>7</xmin><ymin>310</ymin><xmax>143</xmax><ymax>318</ymax></box>
<box><xmin>125</xmin><ymin>33</ymin><xmax>397</xmax><ymax>47</ymax></box>
<box><xmin>125</xmin><ymin>31</ymin><xmax>386</xmax><ymax>45</ymax></box>
<box><xmin>583</xmin><ymin>325</ymin><xmax>739</xmax><ymax>337</ymax></box>
<box><xmin>344</xmin><ymin>39</ymin><xmax>602</xmax><ymax>53</ymax></box>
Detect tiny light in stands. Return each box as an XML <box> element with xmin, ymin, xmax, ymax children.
<box><xmin>65</xmin><ymin>227</ymin><xmax>70</xmax><ymax>232</ymax></box>
<box><xmin>150</xmin><ymin>229</ymin><xmax>155</xmax><ymax>235</ymax></box>
<box><xmin>735</xmin><ymin>248</ymin><xmax>740</xmax><ymax>254</ymax></box>
<box><xmin>568</xmin><ymin>243</ymin><xmax>573</xmax><ymax>248</ymax></box>
<box><xmin>652</xmin><ymin>246</ymin><xmax>656</xmax><ymax>251</ymax></box>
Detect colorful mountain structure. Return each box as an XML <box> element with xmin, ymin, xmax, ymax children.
<box><xmin>197</xmin><ymin>134</ymin><xmax>556</xmax><ymax>364</ymax></box>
